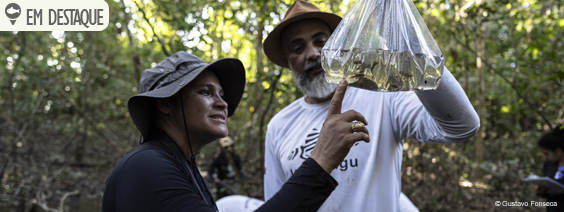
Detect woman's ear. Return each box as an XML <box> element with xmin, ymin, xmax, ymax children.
<box><xmin>155</xmin><ymin>98</ymin><xmax>172</xmax><ymax>115</ymax></box>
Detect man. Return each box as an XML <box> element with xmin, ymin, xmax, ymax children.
<box><xmin>262</xmin><ymin>1</ymin><xmax>480</xmax><ymax>211</ymax></box>
<box><xmin>208</xmin><ymin>136</ymin><xmax>244</xmax><ymax>199</ymax></box>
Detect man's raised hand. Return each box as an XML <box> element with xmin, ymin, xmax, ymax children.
<box><xmin>310</xmin><ymin>79</ymin><xmax>370</xmax><ymax>173</ymax></box>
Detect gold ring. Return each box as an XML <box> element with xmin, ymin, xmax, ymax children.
<box><xmin>351</xmin><ymin>122</ymin><xmax>365</xmax><ymax>132</ymax></box>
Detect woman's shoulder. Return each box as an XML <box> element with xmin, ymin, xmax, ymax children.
<box><xmin>116</xmin><ymin>144</ymin><xmax>180</xmax><ymax>173</ymax></box>
<box><xmin>543</xmin><ymin>161</ymin><xmax>558</xmax><ymax>169</ymax></box>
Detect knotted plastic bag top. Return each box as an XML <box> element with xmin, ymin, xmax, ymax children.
<box><xmin>321</xmin><ymin>0</ymin><xmax>444</xmax><ymax>92</ymax></box>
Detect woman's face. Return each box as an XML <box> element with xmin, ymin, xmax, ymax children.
<box><xmin>540</xmin><ymin>147</ymin><xmax>561</xmax><ymax>163</ymax></box>
<box><xmin>175</xmin><ymin>70</ymin><xmax>228</xmax><ymax>141</ymax></box>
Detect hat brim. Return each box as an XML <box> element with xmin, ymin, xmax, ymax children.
<box><xmin>264</xmin><ymin>12</ymin><xmax>342</xmax><ymax>68</ymax></box>
<box><xmin>128</xmin><ymin>58</ymin><xmax>246</xmax><ymax>139</ymax></box>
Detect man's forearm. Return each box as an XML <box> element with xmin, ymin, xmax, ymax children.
<box><xmin>414</xmin><ymin>67</ymin><xmax>480</xmax><ymax>142</ymax></box>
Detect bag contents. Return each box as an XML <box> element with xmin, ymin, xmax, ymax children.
<box><xmin>322</xmin><ymin>0</ymin><xmax>444</xmax><ymax>92</ymax></box>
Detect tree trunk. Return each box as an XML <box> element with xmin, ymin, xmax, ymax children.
<box><xmin>76</xmin><ymin>131</ymin><xmax>86</xmax><ymax>164</ymax></box>
<box><xmin>254</xmin><ymin>3</ymin><xmax>266</xmax><ymax>189</ymax></box>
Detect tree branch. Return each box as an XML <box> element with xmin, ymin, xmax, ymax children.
<box><xmin>258</xmin><ymin>71</ymin><xmax>283</xmax><ymax>142</ymax></box>
<box><xmin>57</xmin><ymin>85</ymin><xmax>125</xmax><ymax>155</ymax></box>
<box><xmin>121</xmin><ymin>0</ymin><xmax>142</xmax><ymax>86</ymax></box>
<box><xmin>58</xmin><ymin>190</ymin><xmax>79</xmax><ymax>212</ymax></box>
<box><xmin>34</xmin><ymin>189</ymin><xmax>79</xmax><ymax>212</ymax></box>
<box><xmin>133</xmin><ymin>1</ymin><xmax>170</xmax><ymax>56</ymax></box>
<box><xmin>258</xmin><ymin>70</ymin><xmax>283</xmax><ymax>184</ymax></box>
<box><xmin>451</xmin><ymin>33</ymin><xmax>554</xmax><ymax>129</ymax></box>
<box><xmin>7</xmin><ymin>32</ymin><xmax>27</xmax><ymax>119</ymax></box>
<box><xmin>12</xmin><ymin>79</ymin><xmax>55</xmax><ymax>145</ymax></box>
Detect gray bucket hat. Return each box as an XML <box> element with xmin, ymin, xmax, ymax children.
<box><xmin>128</xmin><ymin>51</ymin><xmax>246</xmax><ymax>139</ymax></box>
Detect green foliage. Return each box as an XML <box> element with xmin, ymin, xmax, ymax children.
<box><xmin>0</xmin><ymin>0</ymin><xmax>563</xmax><ymax>211</ymax></box>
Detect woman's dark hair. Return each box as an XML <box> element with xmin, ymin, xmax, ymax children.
<box><xmin>538</xmin><ymin>125</ymin><xmax>564</xmax><ymax>151</ymax></box>
<box><xmin>147</xmin><ymin>92</ymin><xmax>183</xmax><ymax>138</ymax></box>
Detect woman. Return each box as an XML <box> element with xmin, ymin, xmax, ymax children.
<box><xmin>102</xmin><ymin>51</ymin><xmax>370</xmax><ymax>211</ymax></box>
<box><xmin>537</xmin><ymin>125</ymin><xmax>564</xmax><ymax>212</ymax></box>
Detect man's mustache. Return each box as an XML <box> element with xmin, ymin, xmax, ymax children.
<box><xmin>303</xmin><ymin>57</ymin><xmax>322</xmax><ymax>73</ymax></box>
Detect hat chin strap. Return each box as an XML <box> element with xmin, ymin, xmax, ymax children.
<box><xmin>179</xmin><ymin>90</ymin><xmax>196</xmax><ymax>163</ymax></box>
<box><xmin>179</xmin><ymin>90</ymin><xmax>219</xmax><ymax>211</ymax></box>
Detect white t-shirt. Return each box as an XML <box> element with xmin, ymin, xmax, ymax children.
<box><xmin>264</xmin><ymin>68</ymin><xmax>479</xmax><ymax>211</ymax></box>
<box><xmin>400</xmin><ymin>192</ymin><xmax>419</xmax><ymax>212</ymax></box>
<box><xmin>216</xmin><ymin>193</ymin><xmax>418</xmax><ymax>212</ymax></box>
<box><xmin>216</xmin><ymin>195</ymin><xmax>264</xmax><ymax>212</ymax></box>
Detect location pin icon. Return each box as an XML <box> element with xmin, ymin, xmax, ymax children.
<box><xmin>5</xmin><ymin>3</ymin><xmax>21</xmax><ymax>25</ymax></box>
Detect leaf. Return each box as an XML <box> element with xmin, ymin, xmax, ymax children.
<box><xmin>557</xmin><ymin>71</ymin><xmax>564</xmax><ymax>80</ymax></box>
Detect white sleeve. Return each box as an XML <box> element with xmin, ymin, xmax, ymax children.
<box><xmin>392</xmin><ymin>67</ymin><xmax>480</xmax><ymax>143</ymax></box>
<box><xmin>263</xmin><ymin>126</ymin><xmax>286</xmax><ymax>200</ymax></box>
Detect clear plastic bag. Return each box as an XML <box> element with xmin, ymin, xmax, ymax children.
<box><xmin>321</xmin><ymin>0</ymin><xmax>444</xmax><ymax>92</ymax></box>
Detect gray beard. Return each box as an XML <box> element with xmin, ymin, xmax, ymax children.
<box><xmin>293</xmin><ymin>71</ymin><xmax>338</xmax><ymax>99</ymax></box>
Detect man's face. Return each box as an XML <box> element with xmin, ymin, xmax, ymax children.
<box><xmin>281</xmin><ymin>19</ymin><xmax>337</xmax><ymax>98</ymax></box>
<box><xmin>281</xmin><ymin>19</ymin><xmax>330</xmax><ymax>78</ymax></box>
<box><xmin>540</xmin><ymin>147</ymin><xmax>561</xmax><ymax>163</ymax></box>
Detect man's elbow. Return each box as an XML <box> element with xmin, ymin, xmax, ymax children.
<box><xmin>448</xmin><ymin>121</ymin><xmax>480</xmax><ymax>143</ymax></box>
<box><xmin>465</xmin><ymin>111</ymin><xmax>481</xmax><ymax>138</ymax></box>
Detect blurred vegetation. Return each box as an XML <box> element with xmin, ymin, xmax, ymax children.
<box><xmin>0</xmin><ymin>0</ymin><xmax>563</xmax><ymax>211</ymax></box>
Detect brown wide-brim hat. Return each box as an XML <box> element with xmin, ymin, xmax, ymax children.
<box><xmin>264</xmin><ymin>1</ymin><xmax>342</xmax><ymax>68</ymax></box>
<box><xmin>128</xmin><ymin>51</ymin><xmax>246</xmax><ymax>140</ymax></box>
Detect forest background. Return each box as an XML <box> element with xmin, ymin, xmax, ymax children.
<box><xmin>1</xmin><ymin>0</ymin><xmax>563</xmax><ymax>211</ymax></box>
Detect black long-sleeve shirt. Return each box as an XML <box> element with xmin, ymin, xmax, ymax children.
<box><xmin>102</xmin><ymin>132</ymin><xmax>337</xmax><ymax>212</ymax></box>
<box><xmin>542</xmin><ymin>162</ymin><xmax>564</xmax><ymax>212</ymax></box>
<box><xmin>542</xmin><ymin>162</ymin><xmax>564</xmax><ymax>200</ymax></box>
